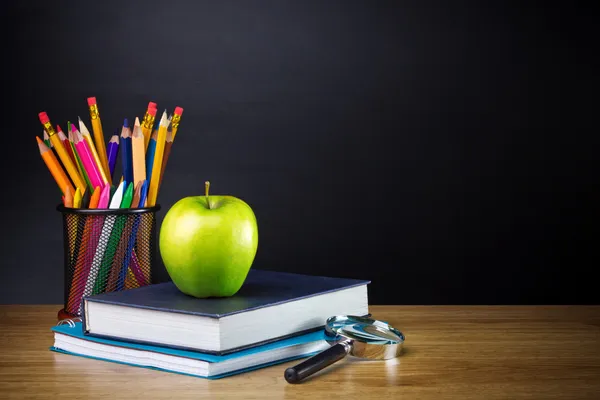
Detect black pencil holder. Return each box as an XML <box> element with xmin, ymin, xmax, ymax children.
<box><xmin>56</xmin><ymin>205</ymin><xmax>161</xmax><ymax>318</ymax></box>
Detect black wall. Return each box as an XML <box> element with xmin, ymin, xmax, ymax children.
<box><xmin>1</xmin><ymin>1</ymin><xmax>597</xmax><ymax>304</ymax></box>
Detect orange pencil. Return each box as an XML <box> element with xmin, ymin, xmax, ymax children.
<box><xmin>63</xmin><ymin>186</ymin><xmax>73</xmax><ymax>208</ymax></box>
<box><xmin>131</xmin><ymin>117</ymin><xmax>146</xmax><ymax>187</ymax></box>
<box><xmin>36</xmin><ymin>137</ymin><xmax>75</xmax><ymax>196</ymax></box>
<box><xmin>38</xmin><ymin>112</ymin><xmax>86</xmax><ymax>193</ymax></box>
<box><xmin>89</xmin><ymin>186</ymin><xmax>101</xmax><ymax>209</ymax></box>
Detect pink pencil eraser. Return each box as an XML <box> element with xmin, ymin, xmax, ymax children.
<box><xmin>174</xmin><ymin>106</ymin><xmax>183</xmax><ymax>115</ymax></box>
<box><xmin>38</xmin><ymin>112</ymin><xmax>50</xmax><ymax>124</ymax></box>
<box><xmin>56</xmin><ymin>124</ymin><xmax>63</xmax><ymax>133</ymax></box>
<box><xmin>148</xmin><ymin>102</ymin><xmax>157</xmax><ymax>109</ymax></box>
<box><xmin>148</xmin><ymin>107</ymin><xmax>157</xmax><ymax>116</ymax></box>
<box><xmin>87</xmin><ymin>97</ymin><xmax>97</xmax><ymax>106</ymax></box>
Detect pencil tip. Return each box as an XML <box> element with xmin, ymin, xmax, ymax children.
<box><xmin>123</xmin><ymin>118</ymin><xmax>129</xmax><ymax>128</ymax></box>
<box><xmin>134</xmin><ymin>116</ymin><xmax>141</xmax><ymax>126</ymax></box>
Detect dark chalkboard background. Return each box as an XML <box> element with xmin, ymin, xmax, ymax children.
<box><xmin>0</xmin><ymin>1</ymin><xmax>597</xmax><ymax>304</ymax></box>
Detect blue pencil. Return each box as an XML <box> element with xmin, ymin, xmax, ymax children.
<box><xmin>121</xmin><ymin>118</ymin><xmax>133</xmax><ymax>184</ymax></box>
<box><xmin>145</xmin><ymin>131</ymin><xmax>157</xmax><ymax>184</ymax></box>
<box><xmin>139</xmin><ymin>180</ymin><xmax>149</xmax><ymax>208</ymax></box>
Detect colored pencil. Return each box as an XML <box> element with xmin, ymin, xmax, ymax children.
<box><xmin>121</xmin><ymin>181</ymin><xmax>147</xmax><ymax>290</ymax></box>
<box><xmin>57</xmin><ymin>125</ymin><xmax>76</xmax><ymax>166</ymax></box>
<box><xmin>65</xmin><ymin>185</ymin><xmax>102</xmax><ymax>314</ymax></box>
<box><xmin>36</xmin><ymin>136</ymin><xmax>75</xmax><ymax>196</ymax></box>
<box><xmin>135</xmin><ymin>180</ymin><xmax>151</xmax><ymax>284</ymax></box>
<box><xmin>38</xmin><ymin>112</ymin><xmax>86</xmax><ymax>193</ymax></box>
<box><xmin>105</xmin><ymin>182</ymin><xmax>134</xmax><ymax>292</ymax></box>
<box><xmin>145</xmin><ymin>130</ymin><xmax>157</xmax><ymax>185</ymax></box>
<box><xmin>141</xmin><ymin>103</ymin><xmax>157</xmax><ymax>149</ymax></box>
<box><xmin>131</xmin><ymin>117</ymin><xmax>146</xmax><ymax>187</ymax></box>
<box><xmin>106</xmin><ymin>134</ymin><xmax>119</xmax><ymax>179</ymax></box>
<box><xmin>131</xmin><ymin>181</ymin><xmax>142</xmax><ymax>208</ymax></box>
<box><xmin>158</xmin><ymin>127</ymin><xmax>173</xmax><ymax>193</ymax></box>
<box><xmin>89</xmin><ymin>181</ymin><xmax>124</xmax><ymax>295</ymax></box>
<box><xmin>87</xmin><ymin>97</ymin><xmax>111</xmax><ymax>185</ymax></box>
<box><xmin>147</xmin><ymin>111</ymin><xmax>169</xmax><ymax>206</ymax></box>
<box><xmin>171</xmin><ymin>106</ymin><xmax>184</xmax><ymax>140</ymax></box>
<box><xmin>73</xmin><ymin>188</ymin><xmax>82</xmax><ymax>208</ymax></box>
<box><xmin>79</xmin><ymin>118</ymin><xmax>109</xmax><ymax>186</ymax></box>
<box><xmin>89</xmin><ymin>186</ymin><xmax>101</xmax><ymax>209</ymax></box>
<box><xmin>139</xmin><ymin>179</ymin><xmax>148</xmax><ymax>208</ymax></box>
<box><xmin>97</xmin><ymin>184</ymin><xmax>111</xmax><ymax>209</ymax></box>
<box><xmin>43</xmin><ymin>130</ymin><xmax>51</xmax><ymax>148</ymax></box>
<box><xmin>72</xmin><ymin>126</ymin><xmax>104</xmax><ymax>190</ymax></box>
<box><xmin>81</xmin><ymin>186</ymin><xmax>91</xmax><ymax>208</ymax></box>
<box><xmin>63</xmin><ymin>186</ymin><xmax>73</xmax><ymax>207</ymax></box>
<box><xmin>68</xmin><ymin>123</ymin><xmax>94</xmax><ymax>193</ymax></box>
<box><xmin>120</xmin><ymin>119</ymin><xmax>133</xmax><ymax>185</ymax></box>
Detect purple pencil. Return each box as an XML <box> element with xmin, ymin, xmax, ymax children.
<box><xmin>106</xmin><ymin>133</ymin><xmax>119</xmax><ymax>180</ymax></box>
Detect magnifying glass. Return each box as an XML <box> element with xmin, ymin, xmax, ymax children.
<box><xmin>284</xmin><ymin>315</ymin><xmax>405</xmax><ymax>383</ymax></box>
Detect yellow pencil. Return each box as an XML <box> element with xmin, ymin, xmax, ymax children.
<box><xmin>73</xmin><ymin>187</ymin><xmax>82</xmax><ymax>208</ymax></box>
<box><xmin>38</xmin><ymin>112</ymin><xmax>86</xmax><ymax>194</ymax></box>
<box><xmin>87</xmin><ymin>97</ymin><xmax>111</xmax><ymax>185</ymax></box>
<box><xmin>147</xmin><ymin>111</ymin><xmax>169</xmax><ymax>206</ymax></box>
<box><xmin>79</xmin><ymin>118</ymin><xmax>109</xmax><ymax>187</ymax></box>
<box><xmin>132</xmin><ymin>117</ymin><xmax>146</xmax><ymax>187</ymax></box>
<box><xmin>141</xmin><ymin>103</ymin><xmax>157</xmax><ymax>150</ymax></box>
<box><xmin>171</xmin><ymin>106</ymin><xmax>184</xmax><ymax>140</ymax></box>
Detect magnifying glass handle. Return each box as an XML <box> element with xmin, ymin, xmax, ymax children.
<box><xmin>284</xmin><ymin>341</ymin><xmax>351</xmax><ymax>383</ymax></box>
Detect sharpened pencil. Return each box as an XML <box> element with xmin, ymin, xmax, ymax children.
<box><xmin>131</xmin><ymin>117</ymin><xmax>146</xmax><ymax>188</ymax></box>
<box><xmin>158</xmin><ymin>127</ymin><xmax>173</xmax><ymax>193</ymax></box>
<box><xmin>73</xmin><ymin>125</ymin><xmax>104</xmax><ymax>190</ymax></box>
<box><xmin>106</xmin><ymin>134</ymin><xmax>119</xmax><ymax>180</ymax></box>
<box><xmin>147</xmin><ymin>111</ymin><xmax>169</xmax><ymax>206</ymax></box>
<box><xmin>38</xmin><ymin>112</ymin><xmax>86</xmax><ymax>194</ymax></box>
<box><xmin>36</xmin><ymin>136</ymin><xmax>75</xmax><ymax>196</ymax></box>
<box><xmin>43</xmin><ymin>130</ymin><xmax>51</xmax><ymax>148</ymax></box>
<box><xmin>120</xmin><ymin>119</ymin><xmax>133</xmax><ymax>185</ymax></box>
<box><xmin>68</xmin><ymin>122</ymin><xmax>94</xmax><ymax>193</ymax></box>
<box><xmin>79</xmin><ymin>118</ymin><xmax>108</xmax><ymax>186</ymax></box>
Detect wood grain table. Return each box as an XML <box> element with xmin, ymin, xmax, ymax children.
<box><xmin>0</xmin><ymin>305</ymin><xmax>599</xmax><ymax>399</ymax></box>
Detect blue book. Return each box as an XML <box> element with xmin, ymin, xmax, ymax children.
<box><xmin>51</xmin><ymin>322</ymin><xmax>329</xmax><ymax>379</ymax></box>
<box><xmin>83</xmin><ymin>269</ymin><xmax>370</xmax><ymax>354</ymax></box>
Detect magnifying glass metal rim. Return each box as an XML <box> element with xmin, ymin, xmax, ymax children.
<box><xmin>284</xmin><ymin>314</ymin><xmax>405</xmax><ymax>383</ymax></box>
<box><xmin>324</xmin><ymin>315</ymin><xmax>405</xmax><ymax>346</ymax></box>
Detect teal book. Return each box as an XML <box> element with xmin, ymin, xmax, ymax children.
<box><xmin>51</xmin><ymin>322</ymin><xmax>330</xmax><ymax>379</ymax></box>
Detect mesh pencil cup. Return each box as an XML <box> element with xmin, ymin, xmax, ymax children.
<box><xmin>57</xmin><ymin>204</ymin><xmax>160</xmax><ymax>319</ymax></box>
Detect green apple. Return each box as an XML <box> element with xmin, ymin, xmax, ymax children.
<box><xmin>159</xmin><ymin>182</ymin><xmax>258</xmax><ymax>298</ymax></box>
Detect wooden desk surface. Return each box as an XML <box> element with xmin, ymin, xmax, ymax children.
<box><xmin>0</xmin><ymin>305</ymin><xmax>599</xmax><ymax>399</ymax></box>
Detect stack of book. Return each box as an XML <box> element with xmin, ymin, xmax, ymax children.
<box><xmin>51</xmin><ymin>269</ymin><xmax>370</xmax><ymax>379</ymax></box>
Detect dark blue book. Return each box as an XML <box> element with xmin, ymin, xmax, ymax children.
<box><xmin>83</xmin><ymin>269</ymin><xmax>370</xmax><ymax>355</ymax></box>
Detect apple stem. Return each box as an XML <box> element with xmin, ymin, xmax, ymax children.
<box><xmin>205</xmin><ymin>181</ymin><xmax>211</xmax><ymax>209</ymax></box>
